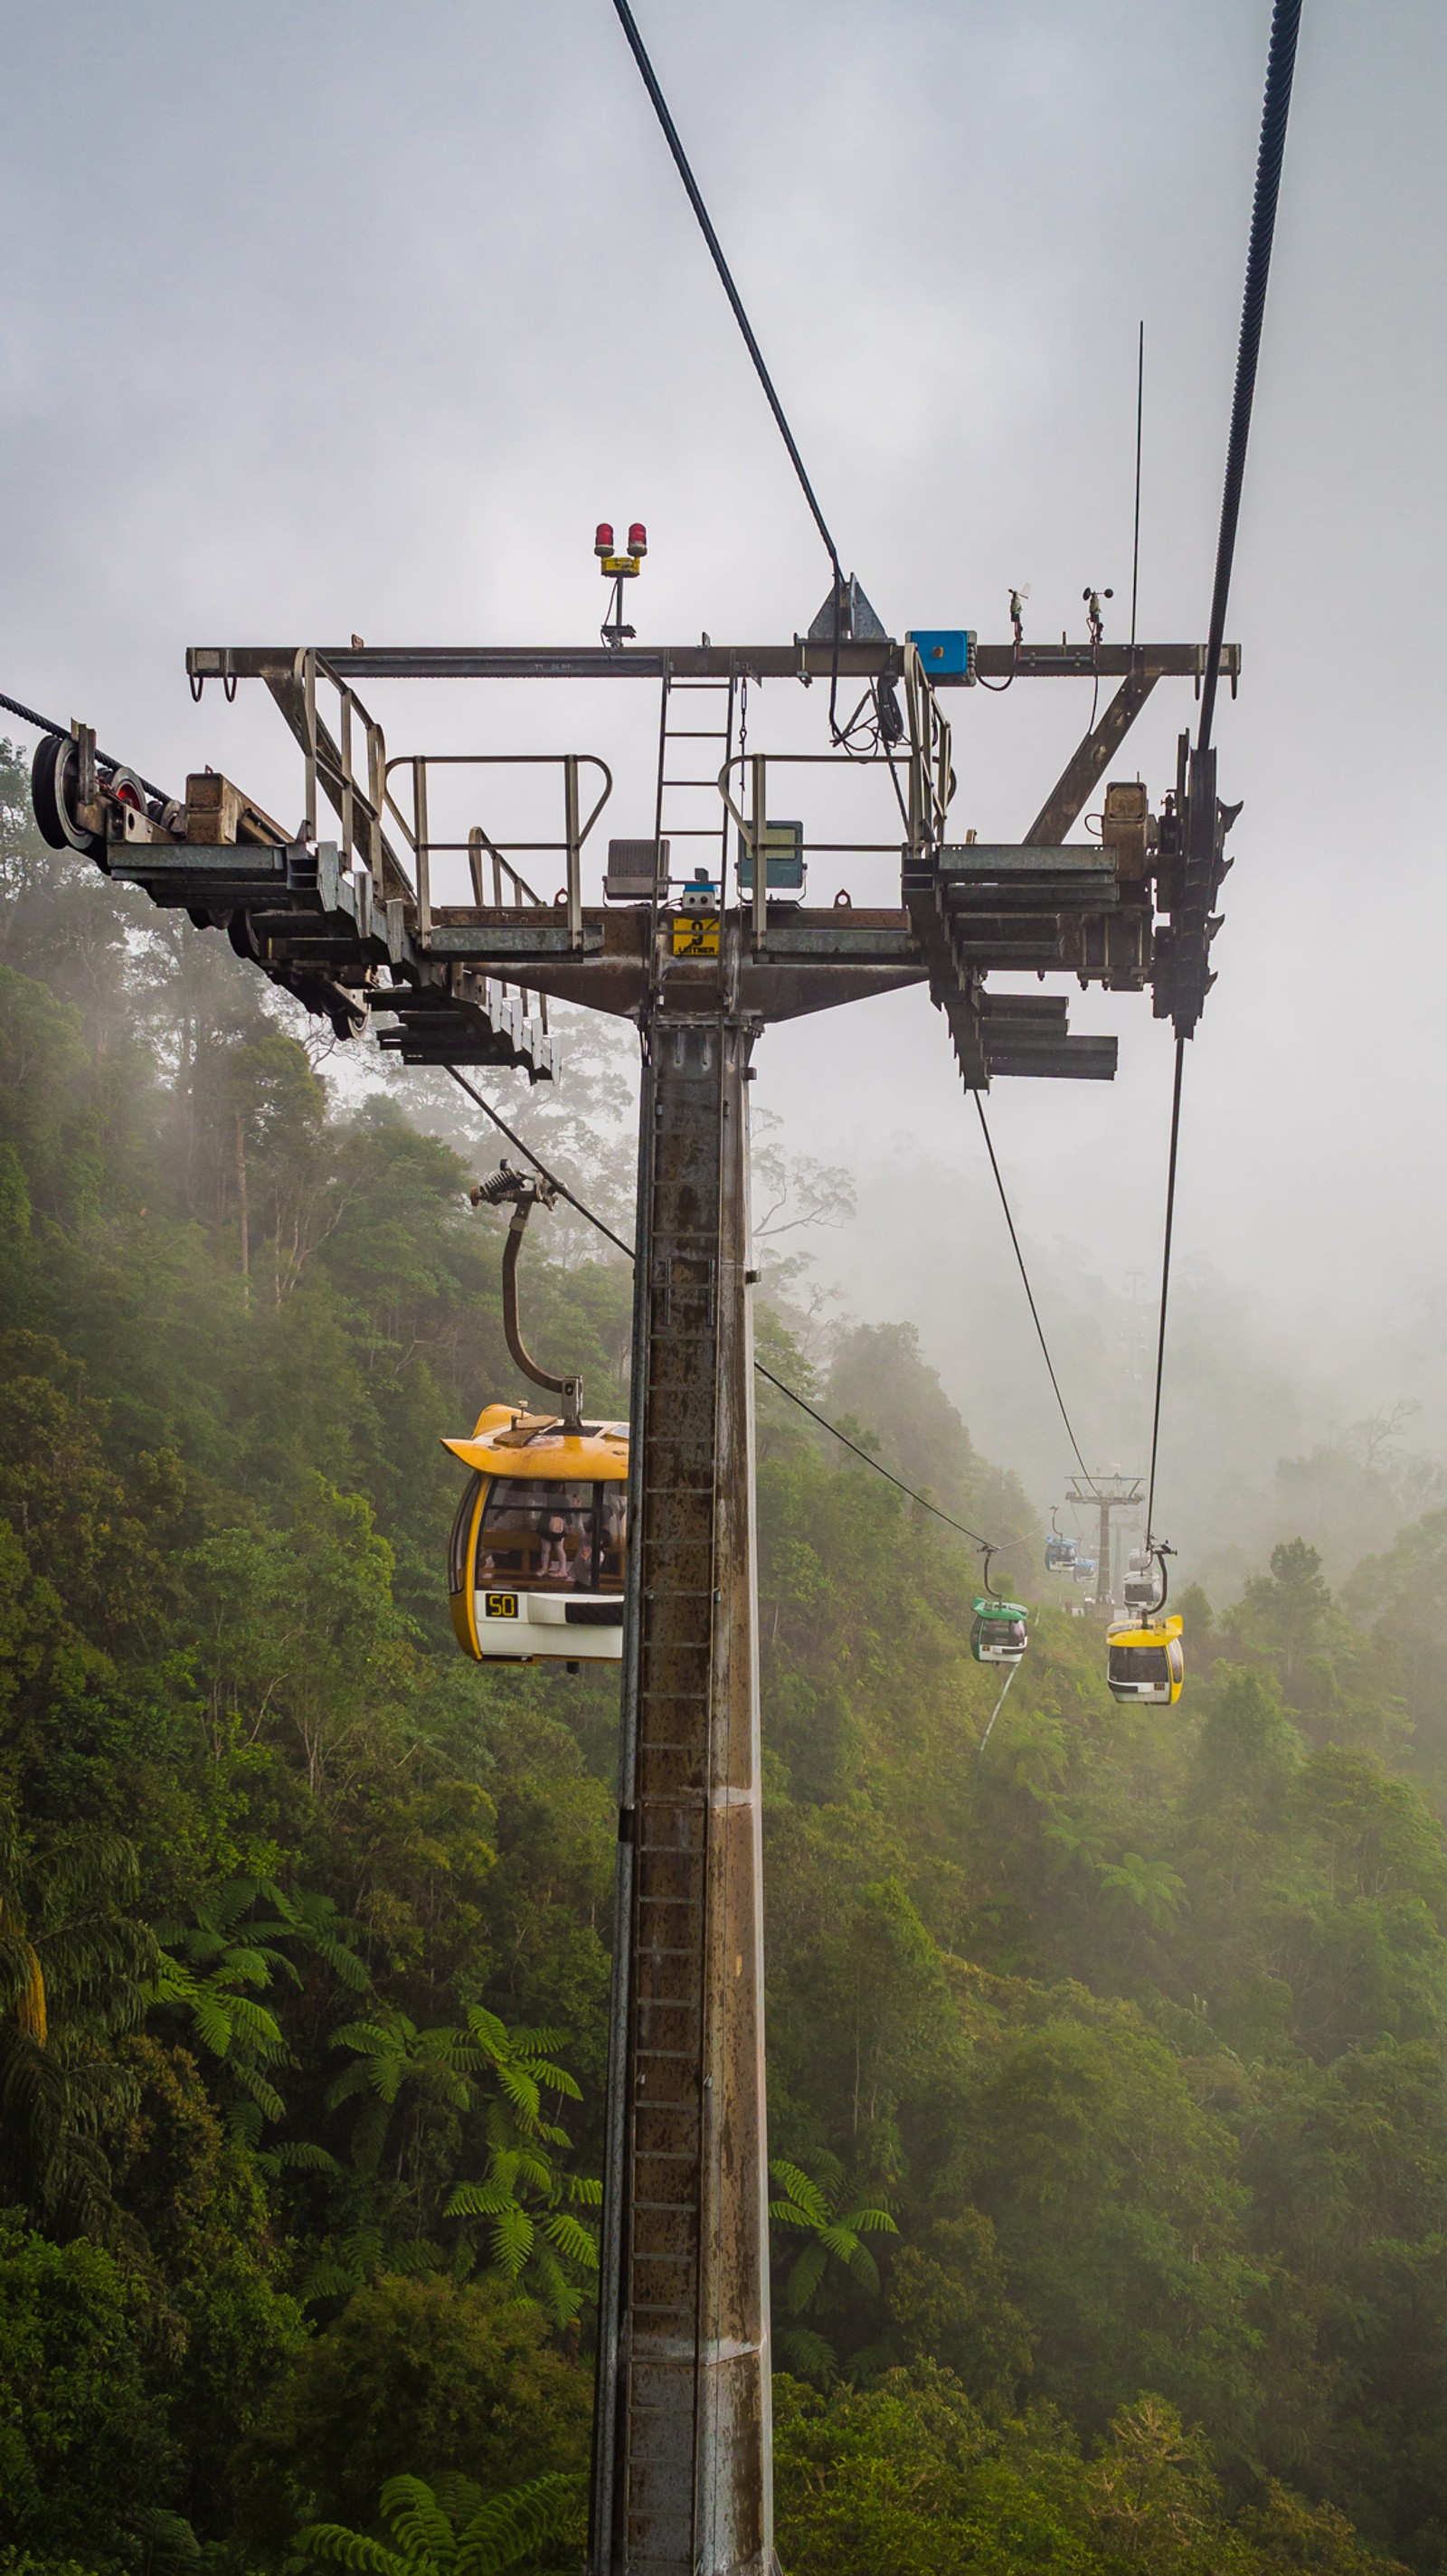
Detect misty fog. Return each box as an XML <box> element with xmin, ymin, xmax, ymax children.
<box><xmin>3</xmin><ymin>0</ymin><xmax>1444</xmax><ymax>1600</ymax></box>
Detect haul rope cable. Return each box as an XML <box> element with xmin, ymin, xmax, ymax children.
<box><xmin>972</xmin><ymin>1091</ymin><xmax>1099</xmax><ymax>1494</ymax></box>
<box><xmin>970</xmin><ymin>1656</ymin><xmax>1021</xmax><ymax>1802</ymax></box>
<box><xmin>1143</xmin><ymin>0</ymin><xmax>1302</xmax><ymax>1552</ymax></box>
<box><xmin>607</xmin><ymin>0</ymin><xmax>881</xmax><ymax>754</ymax></box>
<box><xmin>0</xmin><ymin>689</ymin><xmax>173</xmax><ymax>807</ymax></box>
<box><xmin>444</xmin><ymin>1065</ymin><xmax>1011</xmax><ymax>1557</ymax></box>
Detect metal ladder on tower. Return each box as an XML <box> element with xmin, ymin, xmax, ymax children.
<box><xmin>653</xmin><ymin>667</ymin><xmax>737</xmax><ymax>892</ymax></box>
<box><xmin>591</xmin><ymin>998</ymin><xmax>772</xmax><ymax>2576</ymax></box>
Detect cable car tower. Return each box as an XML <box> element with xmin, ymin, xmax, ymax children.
<box><xmin>24</xmin><ymin>0</ymin><xmax>1304</xmax><ymax>2558</ymax></box>
<box><xmin>1064</xmin><ymin>1473</ymin><xmax>1146</xmax><ymax>1617</ymax></box>
<box><xmin>37</xmin><ymin>583</ymin><xmax>1236</xmax><ymax>2571</ymax></box>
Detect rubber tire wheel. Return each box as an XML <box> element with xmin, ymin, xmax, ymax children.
<box><xmin>30</xmin><ymin>733</ymin><xmax>102</xmax><ymax>857</ymax></box>
<box><xmin>30</xmin><ymin>736</ymin><xmax>68</xmax><ymax>849</ymax></box>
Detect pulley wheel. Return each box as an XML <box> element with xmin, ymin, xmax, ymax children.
<box><xmin>30</xmin><ymin>734</ymin><xmax>102</xmax><ymax>856</ymax></box>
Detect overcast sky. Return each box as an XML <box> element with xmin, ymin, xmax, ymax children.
<box><xmin>4</xmin><ymin>0</ymin><xmax>1444</xmax><ymax>1528</ymax></box>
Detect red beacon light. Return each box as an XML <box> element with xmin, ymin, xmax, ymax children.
<box><xmin>596</xmin><ymin>517</ymin><xmax>647</xmax><ymax>642</ymax></box>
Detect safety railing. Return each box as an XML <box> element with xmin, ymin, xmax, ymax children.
<box><xmin>903</xmin><ymin>640</ymin><xmax>955</xmax><ymax>851</ymax></box>
<box><xmin>287</xmin><ymin>651</ymin><xmax>396</xmax><ymax>892</ymax></box>
<box><xmin>383</xmin><ymin>752</ymin><xmax>612</xmax><ymax>948</ymax></box>
<box><xmin>716</xmin><ymin>645</ymin><xmax>954</xmax><ymax>940</ymax></box>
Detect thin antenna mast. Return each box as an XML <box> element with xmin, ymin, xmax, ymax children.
<box><xmin>1130</xmin><ymin>321</ymin><xmax>1144</xmax><ymax>647</ymax></box>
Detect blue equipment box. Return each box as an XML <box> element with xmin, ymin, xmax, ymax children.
<box><xmin>906</xmin><ymin>628</ymin><xmax>977</xmax><ymax>682</ymax></box>
<box><xmin>736</xmin><ymin>821</ymin><xmax>805</xmax><ymax>894</ymax></box>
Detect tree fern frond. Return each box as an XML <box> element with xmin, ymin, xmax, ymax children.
<box><xmin>506</xmin><ymin>2025</ymin><xmax>570</xmax><ymax>2054</ymax></box>
<box><xmin>463</xmin><ymin>2005</ymin><xmax>509</xmax><ymax>2060</ymax></box>
<box><xmin>325</xmin><ymin>2061</ymin><xmax>374</xmax><ymax>2108</ymax></box>
<box><xmin>380</xmin><ymin>2474</ymin><xmax>457</xmax><ymax>2568</ymax></box>
<box><xmin>455</xmin><ymin>2473</ymin><xmax>580</xmax><ymax>2576</ymax></box>
<box><xmin>228</xmin><ymin>2062</ymin><xmax>288</xmax><ymax>2122</ymax></box>
<box><xmin>489</xmin><ymin>2204</ymin><xmax>534</xmax><ymax>2277</ymax></box>
<box><xmin>525</xmin><ymin>2059</ymin><xmax>581</xmax><ymax>2100</ymax></box>
<box><xmin>841</xmin><ymin>2240</ymin><xmax>881</xmax><ymax>2297</ymax></box>
<box><xmin>768</xmin><ymin>2162</ymin><xmax>828</xmax><ymax>2225</ymax></box>
<box><xmin>144</xmin><ymin>1957</ymin><xmax>199</xmax><ymax>2008</ymax></box>
<box><xmin>446</xmin><ymin>2181</ymin><xmax>515</xmax><ymax>2219</ymax></box>
<box><xmin>221</xmin><ymin>1940</ymin><xmax>299</xmax><ymax>1988</ymax></box>
<box><xmin>296</xmin><ymin>2523</ymin><xmax>413</xmax><ymax>2576</ymax></box>
<box><xmin>186</xmin><ymin>1991</ymin><xmax>238</xmax><ymax>2057</ymax></box>
<box><xmin>521</xmin><ymin>2245</ymin><xmax>582</xmax><ymax>2330</ymax></box>
<box><xmin>493</xmin><ymin>2063</ymin><xmax>543</xmax><ymax>2124</ymax></box>
<box><xmin>784</xmin><ymin>2241</ymin><xmax>828</xmax><ymax>2313</ymax></box>
<box><xmin>795</xmin><ymin>2145</ymin><xmax>846</xmax><ymax>2194</ymax></box>
<box><xmin>298</xmin><ymin>2258</ymin><xmax>362</xmax><ymax>2306</ymax></box>
<box><xmin>774</xmin><ymin>2324</ymin><xmax>837</xmax><ymax>2388</ymax></box>
<box><xmin>312</xmin><ymin>1934</ymin><xmax>371</xmax><ymax>1990</ymax></box>
<box><xmin>388</xmin><ymin>2238</ymin><xmax>447</xmax><ymax>2277</ymax></box>
<box><xmin>768</xmin><ymin>2201</ymin><xmax>818</xmax><ymax>2232</ymax></box>
<box><xmin>220</xmin><ymin>1990</ymin><xmax>287</xmax><ymax>2052</ymax></box>
<box><xmin>131</xmin><ymin>2505</ymin><xmax>202</xmax><ymax>2569</ymax></box>
<box><xmin>542</xmin><ymin>2210</ymin><xmax>598</xmax><ymax>2266</ymax></box>
<box><xmin>331</xmin><ymin>2017</ymin><xmax>411</xmax><ymax>2055</ymax></box>
<box><xmin>430</xmin><ymin>2474</ymin><xmax>485</xmax><ymax>2525</ymax></box>
<box><xmin>267</xmin><ymin>2139</ymin><xmax>339</xmax><ymax>2173</ymax></box>
<box><xmin>226</xmin><ymin>2095</ymin><xmax>265</xmax><ymax>2151</ymax></box>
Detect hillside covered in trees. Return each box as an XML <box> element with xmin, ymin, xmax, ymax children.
<box><xmin>8</xmin><ymin>742</ymin><xmax>1447</xmax><ymax>2575</ymax></box>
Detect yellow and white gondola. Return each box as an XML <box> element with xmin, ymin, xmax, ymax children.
<box><xmin>1104</xmin><ymin>1542</ymin><xmax>1184</xmax><ymax>1704</ymax></box>
<box><xmin>446</xmin><ymin>1160</ymin><xmax>630</xmax><ymax>1666</ymax></box>
<box><xmin>446</xmin><ymin>1405</ymin><xmax>629</xmax><ymax>1665</ymax></box>
<box><xmin>1105</xmin><ymin>1612</ymin><xmax>1184</xmax><ymax>1704</ymax></box>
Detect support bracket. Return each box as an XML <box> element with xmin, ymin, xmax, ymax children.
<box><xmin>1023</xmin><ymin>665</ymin><xmax>1159</xmax><ymax>846</ymax></box>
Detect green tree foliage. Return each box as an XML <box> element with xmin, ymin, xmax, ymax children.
<box><xmin>234</xmin><ymin>2275</ymin><xmax>591</xmax><ymax>2549</ymax></box>
<box><xmin>298</xmin><ymin>2469</ymin><xmax>582</xmax><ymax>2576</ymax></box>
<box><xmin>773</xmin><ymin>2369</ymin><xmax>1409</xmax><ymax>2576</ymax></box>
<box><xmin>768</xmin><ymin>2151</ymin><xmax>897</xmax><ymax>2383</ymax></box>
<box><xmin>0</xmin><ymin>2212</ymin><xmax>179</xmax><ymax>2572</ymax></box>
<box><xmin>11</xmin><ymin>743</ymin><xmax>1447</xmax><ymax>2570</ymax></box>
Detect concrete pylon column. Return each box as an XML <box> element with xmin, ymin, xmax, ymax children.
<box><xmin>590</xmin><ymin>1001</ymin><xmax>773</xmax><ymax>2576</ymax></box>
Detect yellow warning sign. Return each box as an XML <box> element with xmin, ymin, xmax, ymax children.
<box><xmin>671</xmin><ymin>915</ymin><xmax>720</xmax><ymax>957</ymax></box>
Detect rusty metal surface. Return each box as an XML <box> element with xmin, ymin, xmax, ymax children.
<box><xmin>591</xmin><ymin>980</ymin><xmax>772</xmax><ymax>2576</ymax></box>
<box><xmin>188</xmin><ymin>639</ymin><xmax>1240</xmax><ymax>689</ymax></box>
<box><xmin>1022</xmin><ymin>669</ymin><xmax>1160</xmax><ymax>845</ymax></box>
<box><xmin>421</xmin><ymin>910</ymin><xmax>927</xmax><ymax>1024</ymax></box>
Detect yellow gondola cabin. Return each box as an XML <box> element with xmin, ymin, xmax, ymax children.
<box><xmin>446</xmin><ymin>1405</ymin><xmax>629</xmax><ymax>1665</ymax></box>
<box><xmin>1106</xmin><ymin>1612</ymin><xmax>1185</xmax><ymax>1706</ymax></box>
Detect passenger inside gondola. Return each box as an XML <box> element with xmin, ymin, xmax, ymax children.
<box><xmin>477</xmin><ymin>1477</ymin><xmax>625</xmax><ymax>1591</ymax></box>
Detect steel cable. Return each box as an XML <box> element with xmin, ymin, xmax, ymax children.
<box><xmin>1146</xmin><ymin>0</ymin><xmax>1302</xmax><ymax>1541</ymax></box>
<box><xmin>445</xmin><ymin>1066</ymin><xmax>1010</xmax><ymax>1557</ymax></box>
<box><xmin>447</xmin><ymin>1065</ymin><xmax>635</xmax><ymax>1258</ymax></box>
<box><xmin>606</xmin><ymin>0</ymin><xmax>842</xmax><ymax>590</ymax></box>
<box><xmin>0</xmin><ymin>689</ymin><xmax>173</xmax><ymax>807</ymax></box>
<box><xmin>1197</xmin><ymin>0</ymin><xmax>1302</xmax><ymax>757</ymax></box>
<box><xmin>973</xmin><ymin>1093</ymin><xmax>1099</xmax><ymax>1494</ymax></box>
<box><xmin>1144</xmin><ymin>1032</ymin><xmax>1187</xmax><ymax>1549</ymax></box>
<box><xmin>606</xmin><ymin>0</ymin><xmax>878</xmax><ymax>749</ymax></box>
